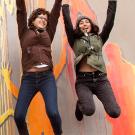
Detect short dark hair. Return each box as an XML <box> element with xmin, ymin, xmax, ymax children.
<box><xmin>74</xmin><ymin>16</ymin><xmax>99</xmax><ymax>38</ymax></box>
<box><xmin>28</xmin><ymin>8</ymin><xmax>50</xmax><ymax>29</ymax></box>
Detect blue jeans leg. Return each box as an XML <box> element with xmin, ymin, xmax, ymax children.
<box><xmin>14</xmin><ymin>74</ymin><xmax>37</xmax><ymax>135</ymax></box>
<box><xmin>39</xmin><ymin>72</ymin><xmax>62</xmax><ymax>135</ymax></box>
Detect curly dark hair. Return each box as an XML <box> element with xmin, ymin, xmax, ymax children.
<box><xmin>28</xmin><ymin>8</ymin><xmax>50</xmax><ymax>29</ymax></box>
<box><xmin>74</xmin><ymin>16</ymin><xmax>99</xmax><ymax>38</ymax></box>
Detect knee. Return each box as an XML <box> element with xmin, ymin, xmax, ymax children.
<box><xmin>107</xmin><ymin>107</ymin><xmax>121</xmax><ymax>118</ymax></box>
<box><xmin>81</xmin><ymin>105</ymin><xmax>95</xmax><ymax>116</ymax></box>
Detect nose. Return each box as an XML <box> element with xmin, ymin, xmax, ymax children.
<box><xmin>82</xmin><ymin>23</ymin><xmax>87</xmax><ymax>27</ymax></box>
<box><xmin>42</xmin><ymin>20</ymin><xmax>47</xmax><ymax>26</ymax></box>
<box><xmin>42</xmin><ymin>19</ymin><xmax>47</xmax><ymax>24</ymax></box>
<box><xmin>84</xmin><ymin>22</ymin><xmax>88</xmax><ymax>26</ymax></box>
<box><xmin>40</xmin><ymin>18</ymin><xmax>45</xmax><ymax>22</ymax></box>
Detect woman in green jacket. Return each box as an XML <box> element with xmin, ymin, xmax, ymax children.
<box><xmin>62</xmin><ymin>0</ymin><xmax>121</xmax><ymax>121</ymax></box>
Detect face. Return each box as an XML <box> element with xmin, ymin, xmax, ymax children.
<box><xmin>33</xmin><ymin>14</ymin><xmax>48</xmax><ymax>29</ymax></box>
<box><xmin>79</xmin><ymin>18</ymin><xmax>92</xmax><ymax>33</ymax></box>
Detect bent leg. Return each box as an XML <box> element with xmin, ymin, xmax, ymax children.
<box><xmin>95</xmin><ymin>77</ymin><xmax>121</xmax><ymax>118</ymax></box>
<box><xmin>75</xmin><ymin>82</ymin><xmax>95</xmax><ymax>116</ymax></box>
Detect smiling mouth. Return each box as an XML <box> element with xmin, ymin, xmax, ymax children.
<box><xmin>82</xmin><ymin>28</ymin><xmax>89</xmax><ymax>33</ymax></box>
<box><xmin>83</xmin><ymin>27</ymin><xmax>89</xmax><ymax>30</ymax></box>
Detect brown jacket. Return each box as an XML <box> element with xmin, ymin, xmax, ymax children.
<box><xmin>16</xmin><ymin>0</ymin><xmax>62</xmax><ymax>73</ymax></box>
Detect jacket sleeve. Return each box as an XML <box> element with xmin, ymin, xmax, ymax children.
<box><xmin>62</xmin><ymin>4</ymin><xmax>75</xmax><ymax>48</ymax></box>
<box><xmin>16</xmin><ymin>0</ymin><xmax>28</xmax><ymax>39</ymax></box>
<box><xmin>99</xmin><ymin>0</ymin><xmax>117</xmax><ymax>44</ymax></box>
<box><xmin>47</xmin><ymin>0</ymin><xmax>62</xmax><ymax>42</ymax></box>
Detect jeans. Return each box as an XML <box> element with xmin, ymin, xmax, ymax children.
<box><xmin>75</xmin><ymin>71</ymin><xmax>121</xmax><ymax>118</ymax></box>
<box><xmin>14</xmin><ymin>70</ymin><xmax>62</xmax><ymax>135</ymax></box>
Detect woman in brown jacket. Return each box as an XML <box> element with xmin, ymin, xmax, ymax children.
<box><xmin>14</xmin><ymin>0</ymin><xmax>63</xmax><ymax>135</ymax></box>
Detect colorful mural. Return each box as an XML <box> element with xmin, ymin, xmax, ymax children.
<box><xmin>0</xmin><ymin>0</ymin><xmax>135</xmax><ymax>135</ymax></box>
<box><xmin>0</xmin><ymin>1</ymin><xmax>16</xmax><ymax>135</ymax></box>
<box><xmin>104</xmin><ymin>43</ymin><xmax>135</xmax><ymax>135</ymax></box>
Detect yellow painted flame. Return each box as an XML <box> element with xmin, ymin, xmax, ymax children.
<box><xmin>0</xmin><ymin>109</ymin><xmax>14</xmax><ymax>125</ymax></box>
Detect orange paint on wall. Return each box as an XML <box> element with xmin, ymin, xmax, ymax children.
<box><xmin>104</xmin><ymin>43</ymin><xmax>135</xmax><ymax>135</ymax></box>
<box><xmin>38</xmin><ymin>0</ymin><xmax>46</xmax><ymax>8</ymax></box>
<box><xmin>53</xmin><ymin>37</ymin><xmax>67</xmax><ymax>79</ymax></box>
<box><xmin>28</xmin><ymin>93</ymin><xmax>54</xmax><ymax>135</ymax></box>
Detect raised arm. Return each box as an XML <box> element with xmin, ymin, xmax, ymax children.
<box><xmin>47</xmin><ymin>0</ymin><xmax>62</xmax><ymax>41</ymax></box>
<box><xmin>16</xmin><ymin>0</ymin><xmax>28</xmax><ymax>39</ymax></box>
<box><xmin>62</xmin><ymin>4</ymin><xmax>75</xmax><ymax>48</ymax></box>
<box><xmin>99</xmin><ymin>0</ymin><xmax>117</xmax><ymax>44</ymax></box>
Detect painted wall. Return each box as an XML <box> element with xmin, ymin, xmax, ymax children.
<box><xmin>0</xmin><ymin>0</ymin><xmax>135</xmax><ymax>135</ymax></box>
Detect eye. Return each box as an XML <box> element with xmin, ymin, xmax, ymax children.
<box><xmin>79</xmin><ymin>21</ymin><xmax>84</xmax><ymax>25</ymax></box>
<box><xmin>85</xmin><ymin>20</ymin><xmax>90</xmax><ymax>23</ymax></box>
<box><xmin>37</xmin><ymin>12</ymin><xmax>41</xmax><ymax>15</ymax></box>
<box><xmin>37</xmin><ymin>16</ymin><xmax>47</xmax><ymax>21</ymax></box>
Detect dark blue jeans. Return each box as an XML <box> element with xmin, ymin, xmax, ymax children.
<box><xmin>75</xmin><ymin>71</ymin><xmax>121</xmax><ymax>118</ymax></box>
<box><xmin>14</xmin><ymin>70</ymin><xmax>62</xmax><ymax>135</ymax></box>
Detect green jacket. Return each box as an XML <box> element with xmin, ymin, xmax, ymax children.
<box><xmin>62</xmin><ymin>1</ymin><xmax>117</xmax><ymax>73</ymax></box>
<box><xmin>73</xmin><ymin>34</ymin><xmax>106</xmax><ymax>73</ymax></box>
